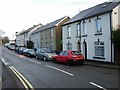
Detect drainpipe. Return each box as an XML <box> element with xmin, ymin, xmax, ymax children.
<box><xmin>109</xmin><ymin>11</ymin><xmax>113</xmax><ymax>63</ymax></box>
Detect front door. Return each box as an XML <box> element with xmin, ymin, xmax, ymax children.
<box><xmin>83</xmin><ymin>41</ymin><xmax>87</xmax><ymax>60</ymax></box>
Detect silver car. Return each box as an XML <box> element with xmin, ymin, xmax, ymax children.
<box><xmin>35</xmin><ymin>48</ymin><xmax>57</xmax><ymax>61</ymax></box>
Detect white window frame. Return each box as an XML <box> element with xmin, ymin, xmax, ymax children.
<box><xmin>50</xmin><ymin>41</ymin><xmax>53</xmax><ymax>50</ymax></box>
<box><xmin>41</xmin><ymin>32</ymin><xmax>43</xmax><ymax>40</ymax></box>
<box><xmin>67</xmin><ymin>26</ymin><xmax>71</xmax><ymax>37</ymax></box>
<box><xmin>76</xmin><ymin>23</ymin><xmax>81</xmax><ymax>37</ymax></box>
<box><xmin>50</xmin><ymin>29</ymin><xmax>53</xmax><ymax>38</ymax></box>
<box><xmin>95</xmin><ymin>18</ymin><xmax>102</xmax><ymax>33</ymax></box>
<box><xmin>82</xmin><ymin>21</ymin><xmax>86</xmax><ymax>35</ymax></box>
<box><xmin>67</xmin><ymin>41</ymin><xmax>72</xmax><ymax>50</ymax></box>
<box><xmin>94</xmin><ymin>41</ymin><xmax>104</xmax><ymax>57</ymax></box>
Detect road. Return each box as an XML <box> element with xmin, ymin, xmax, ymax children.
<box><xmin>0</xmin><ymin>46</ymin><xmax>119</xmax><ymax>89</ymax></box>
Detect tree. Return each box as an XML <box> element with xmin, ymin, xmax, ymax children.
<box><xmin>27</xmin><ymin>40</ymin><xmax>34</xmax><ymax>49</ymax></box>
<box><xmin>2</xmin><ymin>36</ymin><xmax>10</xmax><ymax>44</ymax></box>
<box><xmin>112</xmin><ymin>25</ymin><xmax>120</xmax><ymax>48</ymax></box>
<box><xmin>112</xmin><ymin>25</ymin><xmax>120</xmax><ymax>64</ymax></box>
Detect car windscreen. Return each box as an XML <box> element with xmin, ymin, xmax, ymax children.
<box><xmin>71</xmin><ymin>51</ymin><xmax>81</xmax><ymax>55</ymax></box>
<box><xmin>28</xmin><ymin>50</ymin><xmax>34</xmax><ymax>53</ymax></box>
<box><xmin>43</xmin><ymin>49</ymin><xmax>54</xmax><ymax>53</ymax></box>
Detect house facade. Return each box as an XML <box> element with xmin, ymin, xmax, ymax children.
<box><xmin>31</xmin><ymin>31</ymin><xmax>41</xmax><ymax>48</ymax></box>
<box><xmin>62</xmin><ymin>1</ymin><xmax>120</xmax><ymax>63</ymax></box>
<box><xmin>32</xmin><ymin>16</ymin><xmax>70</xmax><ymax>51</ymax></box>
<box><xmin>16</xmin><ymin>30</ymin><xmax>26</xmax><ymax>47</ymax></box>
<box><xmin>16</xmin><ymin>24</ymin><xmax>42</xmax><ymax>47</ymax></box>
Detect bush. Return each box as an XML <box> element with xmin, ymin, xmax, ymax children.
<box><xmin>112</xmin><ymin>26</ymin><xmax>120</xmax><ymax>48</ymax></box>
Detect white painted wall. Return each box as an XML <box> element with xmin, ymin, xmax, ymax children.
<box><xmin>62</xmin><ymin>22</ymin><xmax>81</xmax><ymax>51</ymax></box>
<box><xmin>112</xmin><ymin>4</ymin><xmax>120</xmax><ymax>30</ymax></box>
<box><xmin>81</xmin><ymin>13</ymin><xmax>112</xmax><ymax>62</ymax></box>
<box><xmin>31</xmin><ymin>32</ymin><xmax>40</xmax><ymax>48</ymax></box>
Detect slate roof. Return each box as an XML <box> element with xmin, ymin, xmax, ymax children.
<box><xmin>17</xmin><ymin>24</ymin><xmax>42</xmax><ymax>36</ymax></box>
<box><xmin>32</xmin><ymin>16</ymin><xmax>68</xmax><ymax>34</ymax></box>
<box><xmin>63</xmin><ymin>1</ymin><xmax>120</xmax><ymax>25</ymax></box>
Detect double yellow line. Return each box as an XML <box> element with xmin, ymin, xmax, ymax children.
<box><xmin>9</xmin><ymin>66</ymin><xmax>34</xmax><ymax>90</ymax></box>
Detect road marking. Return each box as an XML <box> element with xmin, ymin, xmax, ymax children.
<box><xmin>17</xmin><ymin>54</ymin><xmax>26</xmax><ymax>58</ymax></box>
<box><xmin>29</xmin><ymin>59</ymin><xmax>41</xmax><ymax>65</ymax></box>
<box><xmin>1</xmin><ymin>58</ymin><xmax>9</xmax><ymax>66</ymax></box>
<box><xmin>10</xmin><ymin>66</ymin><xmax>34</xmax><ymax>90</ymax></box>
<box><xmin>90</xmin><ymin>82</ymin><xmax>107</xmax><ymax>90</ymax></box>
<box><xmin>46</xmin><ymin>65</ymin><xmax>74</xmax><ymax>76</ymax></box>
<box><xmin>10</xmin><ymin>67</ymin><xmax>28</xmax><ymax>90</ymax></box>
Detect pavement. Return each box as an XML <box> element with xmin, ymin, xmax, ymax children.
<box><xmin>84</xmin><ymin>60</ymin><xmax>120</xmax><ymax>69</ymax></box>
<box><xmin>2</xmin><ymin>62</ymin><xmax>19</xmax><ymax>89</ymax></box>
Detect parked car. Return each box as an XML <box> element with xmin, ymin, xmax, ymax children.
<box><xmin>6</xmin><ymin>44</ymin><xmax>15</xmax><ymax>50</ymax></box>
<box><xmin>24</xmin><ymin>49</ymin><xmax>35</xmax><ymax>57</ymax></box>
<box><xmin>52</xmin><ymin>50</ymin><xmax>85</xmax><ymax>65</ymax></box>
<box><xmin>15</xmin><ymin>47</ymin><xmax>20</xmax><ymax>53</ymax></box>
<box><xmin>16</xmin><ymin>47</ymin><xmax>27</xmax><ymax>54</ymax></box>
<box><xmin>35</xmin><ymin>48</ymin><xmax>57</xmax><ymax>61</ymax></box>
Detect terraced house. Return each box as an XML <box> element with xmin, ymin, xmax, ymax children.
<box><xmin>31</xmin><ymin>16</ymin><xmax>70</xmax><ymax>51</ymax></box>
<box><xmin>16</xmin><ymin>24</ymin><xmax>42</xmax><ymax>47</ymax></box>
<box><xmin>62</xmin><ymin>1</ymin><xmax>120</xmax><ymax>63</ymax></box>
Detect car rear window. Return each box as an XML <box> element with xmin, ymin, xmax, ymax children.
<box><xmin>71</xmin><ymin>51</ymin><xmax>81</xmax><ymax>55</ymax></box>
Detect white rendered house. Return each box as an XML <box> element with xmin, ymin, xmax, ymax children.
<box><xmin>62</xmin><ymin>1</ymin><xmax>120</xmax><ymax>62</ymax></box>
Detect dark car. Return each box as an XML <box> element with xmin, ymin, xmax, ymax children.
<box><xmin>16</xmin><ymin>47</ymin><xmax>27</xmax><ymax>54</ymax></box>
<box><xmin>15</xmin><ymin>47</ymin><xmax>20</xmax><ymax>53</ymax></box>
<box><xmin>24</xmin><ymin>49</ymin><xmax>35</xmax><ymax>57</ymax></box>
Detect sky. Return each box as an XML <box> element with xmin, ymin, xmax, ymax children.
<box><xmin>0</xmin><ymin>0</ymin><xmax>109</xmax><ymax>40</ymax></box>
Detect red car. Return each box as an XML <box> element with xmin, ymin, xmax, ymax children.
<box><xmin>53</xmin><ymin>50</ymin><xmax>85</xmax><ymax>65</ymax></box>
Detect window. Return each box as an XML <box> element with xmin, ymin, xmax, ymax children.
<box><xmin>46</xmin><ymin>42</ymin><xmax>48</xmax><ymax>48</ymax></box>
<box><xmin>67</xmin><ymin>41</ymin><xmax>72</xmax><ymax>50</ymax></box>
<box><xmin>41</xmin><ymin>42</ymin><xmax>43</xmax><ymax>48</ymax></box>
<box><xmin>95</xmin><ymin>18</ymin><xmax>102</xmax><ymax>33</ymax></box>
<box><xmin>76</xmin><ymin>23</ymin><xmax>80</xmax><ymax>37</ymax></box>
<box><xmin>94</xmin><ymin>41</ymin><xmax>104</xmax><ymax>57</ymax></box>
<box><xmin>67</xmin><ymin>26</ymin><xmax>71</xmax><ymax>37</ymax></box>
<box><xmin>46</xmin><ymin>31</ymin><xmax>48</xmax><ymax>39</ymax></box>
<box><xmin>50</xmin><ymin>42</ymin><xmax>53</xmax><ymax>50</ymax></box>
<box><xmin>82</xmin><ymin>21</ymin><xmax>86</xmax><ymax>35</ymax></box>
<box><xmin>50</xmin><ymin>29</ymin><xmax>53</xmax><ymax>37</ymax></box>
<box><xmin>41</xmin><ymin>32</ymin><xmax>43</xmax><ymax>40</ymax></box>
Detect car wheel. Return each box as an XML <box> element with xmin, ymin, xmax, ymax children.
<box><xmin>66</xmin><ymin>60</ymin><xmax>72</xmax><ymax>66</ymax></box>
<box><xmin>36</xmin><ymin>56</ymin><xmax>39</xmax><ymax>60</ymax></box>
<box><xmin>28</xmin><ymin>54</ymin><xmax>30</xmax><ymax>57</ymax></box>
<box><xmin>43</xmin><ymin>57</ymin><xmax>47</xmax><ymax>61</ymax></box>
<box><xmin>53</xmin><ymin>58</ymin><xmax>56</xmax><ymax>63</ymax></box>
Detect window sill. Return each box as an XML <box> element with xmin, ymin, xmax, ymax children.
<box><xmin>67</xmin><ymin>37</ymin><xmax>71</xmax><ymax>39</ymax></box>
<box><xmin>93</xmin><ymin>56</ymin><xmax>105</xmax><ymax>59</ymax></box>
<box><xmin>94</xmin><ymin>33</ymin><xmax>102</xmax><ymax>35</ymax></box>
<box><xmin>81</xmin><ymin>35</ymin><xmax>87</xmax><ymax>37</ymax></box>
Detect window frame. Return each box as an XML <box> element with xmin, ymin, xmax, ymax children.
<box><xmin>82</xmin><ymin>21</ymin><xmax>86</xmax><ymax>35</ymax></box>
<box><xmin>66</xmin><ymin>41</ymin><xmax>72</xmax><ymax>50</ymax></box>
<box><xmin>76</xmin><ymin>23</ymin><xmax>81</xmax><ymax>37</ymax></box>
<box><xmin>94</xmin><ymin>41</ymin><xmax>105</xmax><ymax>58</ymax></box>
<box><xmin>50</xmin><ymin>28</ymin><xmax>53</xmax><ymax>38</ymax></box>
<box><xmin>95</xmin><ymin>18</ymin><xmax>102</xmax><ymax>34</ymax></box>
<box><xmin>67</xmin><ymin>26</ymin><xmax>71</xmax><ymax>38</ymax></box>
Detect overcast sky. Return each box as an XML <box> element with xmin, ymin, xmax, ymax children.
<box><xmin>0</xmin><ymin>0</ymin><xmax>109</xmax><ymax>39</ymax></box>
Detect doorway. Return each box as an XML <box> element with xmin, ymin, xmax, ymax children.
<box><xmin>83</xmin><ymin>40</ymin><xmax>87</xmax><ymax>60</ymax></box>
